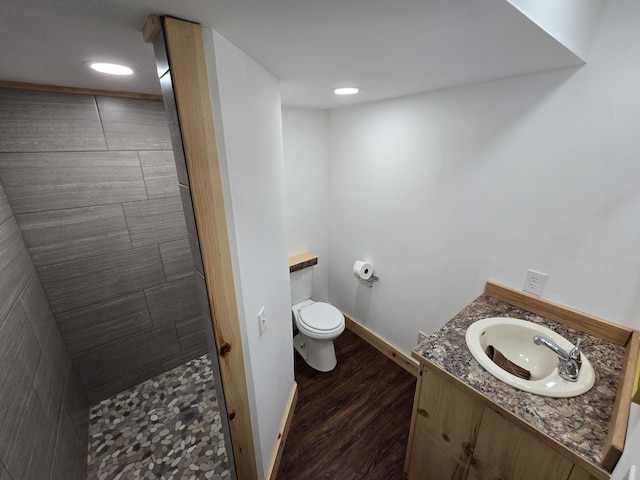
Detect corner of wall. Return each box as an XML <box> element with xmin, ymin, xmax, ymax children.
<box><xmin>204</xmin><ymin>28</ymin><xmax>295</xmax><ymax>479</ymax></box>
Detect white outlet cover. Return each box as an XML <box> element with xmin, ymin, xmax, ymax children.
<box><xmin>523</xmin><ymin>269</ymin><xmax>548</xmax><ymax>296</ymax></box>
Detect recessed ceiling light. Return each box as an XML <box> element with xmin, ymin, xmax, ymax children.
<box><xmin>334</xmin><ymin>87</ymin><xmax>360</xmax><ymax>95</ymax></box>
<box><xmin>88</xmin><ymin>62</ymin><xmax>134</xmax><ymax>76</ymax></box>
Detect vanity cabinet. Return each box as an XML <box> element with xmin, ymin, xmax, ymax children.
<box><xmin>404</xmin><ymin>282</ymin><xmax>640</xmax><ymax>480</ymax></box>
<box><xmin>405</xmin><ymin>366</ymin><xmax>603</xmax><ymax>480</ymax></box>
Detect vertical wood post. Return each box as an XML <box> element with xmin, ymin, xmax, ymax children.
<box><xmin>144</xmin><ymin>14</ymin><xmax>258</xmax><ymax>479</ymax></box>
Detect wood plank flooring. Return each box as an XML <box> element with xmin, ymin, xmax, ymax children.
<box><xmin>277</xmin><ymin>328</ymin><xmax>417</xmax><ymax>480</ymax></box>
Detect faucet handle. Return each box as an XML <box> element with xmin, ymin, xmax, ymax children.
<box><xmin>569</xmin><ymin>338</ymin><xmax>582</xmax><ymax>367</ymax></box>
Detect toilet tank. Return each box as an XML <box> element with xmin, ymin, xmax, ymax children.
<box><xmin>290</xmin><ymin>267</ymin><xmax>313</xmax><ymax>304</ymax></box>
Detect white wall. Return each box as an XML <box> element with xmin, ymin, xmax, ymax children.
<box><xmin>325</xmin><ymin>0</ymin><xmax>640</xmax><ymax>356</ymax></box>
<box><xmin>282</xmin><ymin>107</ymin><xmax>330</xmax><ymax>302</ymax></box>
<box><xmin>507</xmin><ymin>0</ymin><xmax>603</xmax><ymax>60</ymax></box>
<box><xmin>204</xmin><ymin>30</ymin><xmax>295</xmax><ymax>479</ymax></box>
<box><xmin>280</xmin><ymin>0</ymin><xmax>640</xmax><ymax>465</ymax></box>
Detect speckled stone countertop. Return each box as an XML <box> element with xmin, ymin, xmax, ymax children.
<box><xmin>413</xmin><ymin>294</ymin><xmax>626</xmax><ymax>469</ymax></box>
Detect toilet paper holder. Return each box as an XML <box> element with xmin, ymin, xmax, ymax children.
<box><xmin>355</xmin><ymin>273</ymin><xmax>379</xmax><ymax>287</ymax></box>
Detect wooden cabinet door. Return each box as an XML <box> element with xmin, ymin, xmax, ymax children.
<box><xmin>567</xmin><ymin>465</ymin><xmax>602</xmax><ymax>480</ymax></box>
<box><xmin>467</xmin><ymin>407</ymin><xmax>573</xmax><ymax>480</ymax></box>
<box><xmin>406</xmin><ymin>368</ymin><xmax>484</xmax><ymax>480</ymax></box>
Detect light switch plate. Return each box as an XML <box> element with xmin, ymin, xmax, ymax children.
<box><xmin>258</xmin><ymin>306</ymin><xmax>267</xmax><ymax>336</ymax></box>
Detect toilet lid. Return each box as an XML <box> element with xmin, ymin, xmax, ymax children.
<box><xmin>299</xmin><ymin>302</ymin><xmax>343</xmax><ymax>331</ymax></box>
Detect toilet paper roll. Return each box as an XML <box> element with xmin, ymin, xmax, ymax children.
<box><xmin>353</xmin><ymin>260</ymin><xmax>374</xmax><ymax>280</ymax></box>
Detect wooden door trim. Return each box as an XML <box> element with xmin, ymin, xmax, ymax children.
<box><xmin>146</xmin><ymin>15</ymin><xmax>258</xmax><ymax>479</ymax></box>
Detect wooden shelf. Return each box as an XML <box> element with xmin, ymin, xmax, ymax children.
<box><xmin>288</xmin><ymin>252</ymin><xmax>318</xmax><ymax>273</ymax></box>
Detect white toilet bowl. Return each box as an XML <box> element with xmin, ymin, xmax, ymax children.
<box><xmin>292</xmin><ymin>299</ymin><xmax>345</xmax><ymax>372</ymax></box>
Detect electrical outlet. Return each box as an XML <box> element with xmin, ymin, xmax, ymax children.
<box><xmin>417</xmin><ymin>331</ymin><xmax>428</xmax><ymax>345</ymax></box>
<box><xmin>523</xmin><ymin>269</ymin><xmax>548</xmax><ymax>296</ymax></box>
<box><xmin>258</xmin><ymin>306</ymin><xmax>267</xmax><ymax>336</ymax></box>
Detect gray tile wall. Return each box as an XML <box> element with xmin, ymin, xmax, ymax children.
<box><xmin>0</xmin><ymin>179</ymin><xmax>88</xmax><ymax>480</ymax></box>
<box><xmin>0</xmin><ymin>88</ymin><xmax>208</xmax><ymax>404</ymax></box>
<box><xmin>0</xmin><ymin>89</ymin><xmax>107</xmax><ymax>152</ymax></box>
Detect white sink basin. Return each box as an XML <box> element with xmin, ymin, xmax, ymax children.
<box><xmin>465</xmin><ymin>317</ymin><xmax>595</xmax><ymax>397</ymax></box>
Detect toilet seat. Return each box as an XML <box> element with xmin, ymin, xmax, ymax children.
<box><xmin>296</xmin><ymin>302</ymin><xmax>345</xmax><ymax>338</ymax></box>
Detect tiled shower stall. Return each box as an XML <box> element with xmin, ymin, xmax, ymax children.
<box><xmin>0</xmin><ymin>87</ymin><xmax>216</xmax><ymax>479</ymax></box>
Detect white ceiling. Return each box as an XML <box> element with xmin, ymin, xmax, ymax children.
<box><xmin>0</xmin><ymin>0</ymin><xmax>585</xmax><ymax>109</ymax></box>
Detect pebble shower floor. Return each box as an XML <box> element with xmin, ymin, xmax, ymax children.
<box><xmin>87</xmin><ymin>355</ymin><xmax>231</xmax><ymax>480</ymax></box>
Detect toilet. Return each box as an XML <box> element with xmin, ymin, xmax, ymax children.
<box><xmin>290</xmin><ymin>266</ymin><xmax>345</xmax><ymax>372</ymax></box>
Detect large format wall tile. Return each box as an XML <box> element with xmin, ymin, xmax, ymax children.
<box><xmin>145</xmin><ymin>276</ymin><xmax>201</xmax><ymax>325</ymax></box>
<box><xmin>0</xmin><ymin>151</ymin><xmax>147</xmax><ymax>214</ymax></box>
<box><xmin>38</xmin><ymin>246</ymin><xmax>166</xmax><ymax>313</ymax></box>
<box><xmin>0</xmin><ymin>462</ymin><xmax>9</xmax><ymax>480</ymax></box>
<box><xmin>33</xmin><ymin>323</ymin><xmax>71</xmax><ymax>423</ymax></box>
<box><xmin>64</xmin><ymin>368</ymin><xmax>89</xmax><ymax>441</ymax></box>
<box><xmin>3</xmin><ymin>388</ymin><xmax>57</xmax><ymax>480</ymax></box>
<box><xmin>0</xmin><ymin>217</ymin><xmax>35</xmax><ymax>321</ymax></box>
<box><xmin>96</xmin><ymin>96</ymin><xmax>172</xmax><ymax>151</ymax></box>
<box><xmin>123</xmin><ymin>196</ymin><xmax>188</xmax><ymax>248</ymax></box>
<box><xmin>16</xmin><ymin>204</ymin><xmax>132</xmax><ymax>267</ymax></box>
<box><xmin>84</xmin><ymin>362</ymin><xmax>166</xmax><ymax>405</ymax></box>
<box><xmin>19</xmin><ymin>271</ymin><xmax>55</xmax><ymax>348</ymax></box>
<box><xmin>0</xmin><ymin>182</ymin><xmax>11</xmax><ymax>224</ymax></box>
<box><xmin>139</xmin><ymin>150</ymin><xmax>180</xmax><ymax>199</ymax></box>
<box><xmin>0</xmin><ymin>213</ymin><xmax>88</xmax><ymax>480</ymax></box>
<box><xmin>0</xmin><ymin>89</ymin><xmax>107</xmax><ymax>152</ymax></box>
<box><xmin>50</xmin><ymin>408</ymin><xmax>87</xmax><ymax>480</ymax></box>
<box><xmin>0</xmin><ymin>302</ymin><xmax>41</xmax><ymax>463</ymax></box>
<box><xmin>175</xmin><ymin>315</ymin><xmax>209</xmax><ymax>353</ymax></box>
<box><xmin>159</xmin><ymin>238</ymin><xmax>194</xmax><ymax>282</ymax></box>
<box><xmin>73</xmin><ymin>322</ymin><xmax>180</xmax><ymax>393</ymax></box>
<box><xmin>56</xmin><ymin>292</ymin><xmax>152</xmax><ymax>355</ymax></box>
<box><xmin>1</xmin><ymin>90</ymin><xmax>203</xmax><ymax>409</ymax></box>
<box><xmin>161</xmin><ymin>345</ymin><xmax>208</xmax><ymax>372</ymax></box>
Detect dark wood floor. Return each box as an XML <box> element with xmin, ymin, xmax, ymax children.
<box><xmin>277</xmin><ymin>328</ymin><xmax>417</xmax><ymax>480</ymax></box>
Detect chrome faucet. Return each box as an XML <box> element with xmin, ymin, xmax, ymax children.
<box><xmin>533</xmin><ymin>336</ymin><xmax>582</xmax><ymax>382</ymax></box>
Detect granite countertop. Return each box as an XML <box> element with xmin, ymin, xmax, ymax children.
<box><xmin>413</xmin><ymin>294</ymin><xmax>626</xmax><ymax>468</ymax></box>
